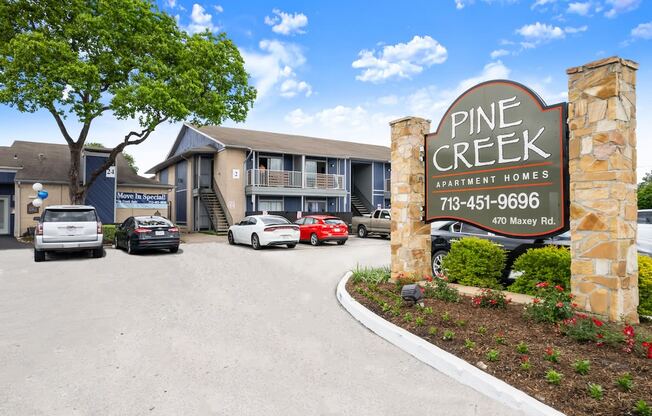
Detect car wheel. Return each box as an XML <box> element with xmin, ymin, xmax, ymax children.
<box><xmin>227</xmin><ymin>231</ymin><xmax>235</xmax><ymax>245</ymax></box>
<box><xmin>127</xmin><ymin>239</ymin><xmax>135</xmax><ymax>255</ymax></box>
<box><xmin>357</xmin><ymin>225</ymin><xmax>368</xmax><ymax>238</ymax></box>
<box><xmin>169</xmin><ymin>246</ymin><xmax>179</xmax><ymax>253</ymax></box>
<box><xmin>310</xmin><ymin>233</ymin><xmax>320</xmax><ymax>246</ymax></box>
<box><xmin>286</xmin><ymin>243</ymin><xmax>296</xmax><ymax>249</ymax></box>
<box><xmin>251</xmin><ymin>234</ymin><xmax>261</xmax><ymax>250</ymax></box>
<box><xmin>92</xmin><ymin>247</ymin><xmax>104</xmax><ymax>258</ymax></box>
<box><xmin>432</xmin><ymin>250</ymin><xmax>448</xmax><ymax>278</ymax></box>
<box><xmin>337</xmin><ymin>240</ymin><xmax>346</xmax><ymax>245</ymax></box>
<box><xmin>34</xmin><ymin>249</ymin><xmax>45</xmax><ymax>262</ymax></box>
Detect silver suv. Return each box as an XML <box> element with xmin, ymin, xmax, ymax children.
<box><xmin>34</xmin><ymin>205</ymin><xmax>104</xmax><ymax>262</ymax></box>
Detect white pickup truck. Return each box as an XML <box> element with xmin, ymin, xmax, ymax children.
<box><xmin>352</xmin><ymin>209</ymin><xmax>391</xmax><ymax>238</ymax></box>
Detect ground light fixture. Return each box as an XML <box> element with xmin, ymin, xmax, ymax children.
<box><xmin>401</xmin><ymin>284</ymin><xmax>423</xmax><ymax>306</ymax></box>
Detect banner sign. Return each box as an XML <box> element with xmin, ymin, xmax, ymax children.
<box><xmin>116</xmin><ymin>192</ymin><xmax>168</xmax><ymax>209</ymax></box>
<box><xmin>425</xmin><ymin>80</ymin><xmax>568</xmax><ymax>238</ymax></box>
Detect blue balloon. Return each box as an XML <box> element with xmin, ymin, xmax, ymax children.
<box><xmin>37</xmin><ymin>190</ymin><xmax>49</xmax><ymax>200</ymax></box>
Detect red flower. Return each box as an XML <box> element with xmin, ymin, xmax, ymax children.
<box><xmin>555</xmin><ymin>302</ymin><xmax>563</xmax><ymax>308</ymax></box>
<box><xmin>623</xmin><ymin>325</ymin><xmax>635</xmax><ymax>338</ymax></box>
<box><xmin>521</xmin><ymin>355</ymin><xmax>530</xmax><ymax>363</ymax></box>
<box><xmin>545</xmin><ymin>346</ymin><xmax>554</xmax><ymax>355</ymax></box>
<box><xmin>424</xmin><ymin>275</ymin><xmax>433</xmax><ymax>282</ymax></box>
<box><xmin>596</xmin><ymin>333</ymin><xmax>604</xmax><ymax>339</ymax></box>
<box><xmin>554</xmin><ymin>285</ymin><xmax>564</xmax><ymax>292</ymax></box>
<box><xmin>490</xmin><ymin>299</ymin><xmax>497</xmax><ymax>305</ymax></box>
<box><xmin>592</xmin><ymin>318</ymin><xmax>604</xmax><ymax>327</ymax></box>
<box><xmin>536</xmin><ymin>282</ymin><xmax>549</xmax><ymax>288</ymax></box>
<box><xmin>569</xmin><ymin>293</ymin><xmax>575</xmax><ymax>299</ymax></box>
<box><xmin>533</xmin><ymin>298</ymin><xmax>541</xmax><ymax>304</ymax></box>
<box><xmin>419</xmin><ymin>286</ymin><xmax>425</xmax><ymax>293</ymax></box>
<box><xmin>571</xmin><ymin>303</ymin><xmax>578</xmax><ymax>308</ymax></box>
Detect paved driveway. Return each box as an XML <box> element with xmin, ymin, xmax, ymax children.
<box><xmin>0</xmin><ymin>238</ymin><xmax>519</xmax><ymax>416</ymax></box>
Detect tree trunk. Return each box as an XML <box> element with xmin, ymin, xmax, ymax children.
<box><xmin>68</xmin><ymin>145</ymin><xmax>85</xmax><ymax>204</ymax></box>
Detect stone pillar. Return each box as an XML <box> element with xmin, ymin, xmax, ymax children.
<box><xmin>389</xmin><ymin>116</ymin><xmax>432</xmax><ymax>282</ymax></box>
<box><xmin>567</xmin><ymin>56</ymin><xmax>639</xmax><ymax>322</ymax></box>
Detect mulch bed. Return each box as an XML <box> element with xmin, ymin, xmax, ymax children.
<box><xmin>347</xmin><ymin>280</ymin><xmax>652</xmax><ymax>416</ymax></box>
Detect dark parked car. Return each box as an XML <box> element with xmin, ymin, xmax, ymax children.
<box><xmin>430</xmin><ymin>221</ymin><xmax>569</xmax><ymax>280</ymax></box>
<box><xmin>113</xmin><ymin>216</ymin><xmax>180</xmax><ymax>254</ymax></box>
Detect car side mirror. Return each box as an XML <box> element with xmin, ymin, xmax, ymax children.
<box><xmin>33</xmin><ymin>216</ymin><xmax>40</xmax><ymax>221</ymax></box>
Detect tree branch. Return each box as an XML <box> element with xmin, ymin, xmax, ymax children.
<box><xmin>47</xmin><ymin>106</ymin><xmax>74</xmax><ymax>146</ymax></box>
<box><xmin>81</xmin><ymin>117</ymin><xmax>169</xmax><ymax>194</ymax></box>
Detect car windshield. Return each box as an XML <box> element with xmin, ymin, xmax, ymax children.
<box><xmin>261</xmin><ymin>216</ymin><xmax>291</xmax><ymax>225</ymax></box>
<box><xmin>43</xmin><ymin>209</ymin><xmax>96</xmax><ymax>222</ymax></box>
<box><xmin>136</xmin><ymin>218</ymin><xmax>171</xmax><ymax>227</ymax></box>
<box><xmin>324</xmin><ymin>218</ymin><xmax>344</xmax><ymax>224</ymax></box>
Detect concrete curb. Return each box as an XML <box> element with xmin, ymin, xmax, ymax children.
<box><xmin>336</xmin><ymin>272</ymin><xmax>565</xmax><ymax>416</ymax></box>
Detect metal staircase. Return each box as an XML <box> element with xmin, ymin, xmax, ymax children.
<box><xmin>351</xmin><ymin>193</ymin><xmax>371</xmax><ymax>216</ymax></box>
<box><xmin>199</xmin><ymin>188</ymin><xmax>230</xmax><ymax>234</ymax></box>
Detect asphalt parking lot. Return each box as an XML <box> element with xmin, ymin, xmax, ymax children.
<box><xmin>0</xmin><ymin>236</ymin><xmax>519</xmax><ymax>416</ymax></box>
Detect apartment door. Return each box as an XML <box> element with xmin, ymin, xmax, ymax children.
<box><xmin>305</xmin><ymin>199</ymin><xmax>327</xmax><ymax>213</ymax></box>
<box><xmin>0</xmin><ymin>196</ymin><xmax>9</xmax><ymax>235</ymax></box>
<box><xmin>195</xmin><ymin>155</ymin><xmax>213</xmax><ymax>189</ymax></box>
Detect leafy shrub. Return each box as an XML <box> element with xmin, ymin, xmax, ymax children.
<box><xmin>616</xmin><ymin>372</ymin><xmax>634</xmax><ymax>392</ymax></box>
<box><xmin>560</xmin><ymin>314</ymin><xmax>625</xmax><ymax>346</ymax></box>
<box><xmin>486</xmin><ymin>349</ymin><xmax>500</xmax><ymax>362</ymax></box>
<box><xmin>639</xmin><ymin>255</ymin><xmax>652</xmax><ymax>317</ymax></box>
<box><xmin>423</xmin><ymin>276</ymin><xmax>460</xmax><ymax>302</ymax></box>
<box><xmin>510</xmin><ymin>246</ymin><xmax>571</xmax><ymax>295</ymax></box>
<box><xmin>471</xmin><ymin>288</ymin><xmax>511</xmax><ymax>308</ymax></box>
<box><xmin>545</xmin><ymin>369</ymin><xmax>563</xmax><ymax>385</ymax></box>
<box><xmin>635</xmin><ymin>400</ymin><xmax>651</xmax><ymax>416</ymax></box>
<box><xmin>440</xmin><ymin>237</ymin><xmax>506</xmax><ymax>289</ymax></box>
<box><xmin>516</xmin><ymin>342</ymin><xmax>529</xmax><ymax>354</ymax></box>
<box><xmin>587</xmin><ymin>383</ymin><xmax>603</xmax><ymax>400</ymax></box>
<box><xmin>395</xmin><ymin>272</ymin><xmax>420</xmax><ymax>288</ymax></box>
<box><xmin>573</xmin><ymin>359</ymin><xmax>591</xmax><ymax>375</ymax></box>
<box><xmin>102</xmin><ymin>224</ymin><xmax>116</xmax><ymax>244</ymax></box>
<box><xmin>351</xmin><ymin>265</ymin><xmax>390</xmax><ymax>285</ymax></box>
<box><xmin>524</xmin><ymin>283</ymin><xmax>575</xmax><ymax>323</ymax></box>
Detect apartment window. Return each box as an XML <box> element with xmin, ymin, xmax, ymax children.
<box><xmin>258</xmin><ymin>198</ymin><xmax>283</xmax><ymax>212</ymax></box>
<box><xmin>305</xmin><ymin>199</ymin><xmax>327</xmax><ymax>213</ymax></box>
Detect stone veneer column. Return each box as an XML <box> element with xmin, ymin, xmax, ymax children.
<box><xmin>567</xmin><ymin>56</ymin><xmax>639</xmax><ymax>322</ymax></box>
<box><xmin>389</xmin><ymin>116</ymin><xmax>432</xmax><ymax>282</ymax></box>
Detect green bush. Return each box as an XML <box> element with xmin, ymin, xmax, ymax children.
<box><xmin>510</xmin><ymin>246</ymin><xmax>571</xmax><ymax>295</ymax></box>
<box><xmin>639</xmin><ymin>255</ymin><xmax>652</xmax><ymax>317</ymax></box>
<box><xmin>441</xmin><ymin>237</ymin><xmax>505</xmax><ymax>289</ymax></box>
<box><xmin>102</xmin><ymin>224</ymin><xmax>116</xmax><ymax>244</ymax></box>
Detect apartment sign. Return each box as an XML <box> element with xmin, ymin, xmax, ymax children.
<box><xmin>425</xmin><ymin>80</ymin><xmax>568</xmax><ymax>237</ymax></box>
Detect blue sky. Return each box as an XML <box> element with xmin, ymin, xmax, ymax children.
<box><xmin>1</xmin><ymin>0</ymin><xmax>651</xmax><ymax>179</ymax></box>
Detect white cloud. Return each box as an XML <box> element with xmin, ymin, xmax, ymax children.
<box><xmin>455</xmin><ymin>0</ymin><xmax>466</xmax><ymax>9</ymax></box>
<box><xmin>564</xmin><ymin>25</ymin><xmax>588</xmax><ymax>34</ymax></box>
<box><xmin>490</xmin><ymin>49</ymin><xmax>510</xmax><ymax>58</ymax></box>
<box><xmin>604</xmin><ymin>0</ymin><xmax>640</xmax><ymax>17</ymax></box>
<box><xmin>406</xmin><ymin>61</ymin><xmax>511</xmax><ymax>119</ymax></box>
<box><xmin>567</xmin><ymin>2</ymin><xmax>591</xmax><ymax>15</ymax></box>
<box><xmin>352</xmin><ymin>35</ymin><xmax>448</xmax><ymax>83</ymax></box>
<box><xmin>264</xmin><ymin>9</ymin><xmax>308</xmax><ymax>35</ymax></box>
<box><xmin>214</xmin><ymin>5</ymin><xmax>223</xmax><ymax>13</ymax></box>
<box><xmin>280</xmin><ymin>79</ymin><xmax>312</xmax><ymax>98</ymax></box>
<box><xmin>284</xmin><ymin>109</ymin><xmax>314</xmax><ymax>127</ymax></box>
<box><xmin>167</xmin><ymin>0</ymin><xmax>176</xmax><ymax>8</ymax></box>
<box><xmin>186</xmin><ymin>4</ymin><xmax>216</xmax><ymax>34</ymax></box>
<box><xmin>631</xmin><ymin>21</ymin><xmax>652</xmax><ymax>39</ymax></box>
<box><xmin>532</xmin><ymin>0</ymin><xmax>557</xmax><ymax>7</ymax></box>
<box><xmin>516</xmin><ymin>22</ymin><xmax>565</xmax><ymax>41</ymax></box>
<box><xmin>240</xmin><ymin>40</ymin><xmax>310</xmax><ymax>100</ymax></box>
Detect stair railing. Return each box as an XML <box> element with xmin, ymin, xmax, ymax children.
<box><xmin>212</xmin><ymin>178</ymin><xmax>233</xmax><ymax>227</ymax></box>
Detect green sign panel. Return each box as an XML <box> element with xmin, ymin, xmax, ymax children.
<box><xmin>425</xmin><ymin>80</ymin><xmax>568</xmax><ymax>237</ymax></box>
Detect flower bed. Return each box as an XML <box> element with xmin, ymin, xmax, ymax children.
<box><xmin>347</xmin><ymin>274</ymin><xmax>652</xmax><ymax>416</ymax></box>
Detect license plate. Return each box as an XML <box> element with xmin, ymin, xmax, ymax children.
<box><xmin>155</xmin><ymin>231</ymin><xmax>165</xmax><ymax>236</ymax></box>
<box><xmin>281</xmin><ymin>235</ymin><xmax>291</xmax><ymax>239</ymax></box>
<box><xmin>334</xmin><ymin>228</ymin><xmax>341</xmax><ymax>232</ymax></box>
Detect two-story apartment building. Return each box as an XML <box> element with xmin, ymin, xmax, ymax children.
<box><xmin>146</xmin><ymin>124</ymin><xmax>391</xmax><ymax>233</ymax></box>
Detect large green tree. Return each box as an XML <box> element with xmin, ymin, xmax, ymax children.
<box><xmin>639</xmin><ymin>171</ymin><xmax>652</xmax><ymax>209</ymax></box>
<box><xmin>0</xmin><ymin>0</ymin><xmax>256</xmax><ymax>203</ymax></box>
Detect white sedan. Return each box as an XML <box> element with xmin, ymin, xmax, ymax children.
<box><xmin>227</xmin><ymin>215</ymin><xmax>299</xmax><ymax>250</ymax></box>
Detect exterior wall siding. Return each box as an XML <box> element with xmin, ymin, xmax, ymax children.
<box><xmin>84</xmin><ymin>154</ymin><xmax>116</xmax><ymax>224</ymax></box>
<box><xmin>214</xmin><ymin>148</ymin><xmax>247</xmax><ymax>224</ymax></box>
<box><xmin>172</xmin><ymin>128</ymin><xmax>220</xmax><ymax>157</ymax></box>
<box><xmin>17</xmin><ymin>183</ymin><xmax>71</xmax><ymax>236</ymax></box>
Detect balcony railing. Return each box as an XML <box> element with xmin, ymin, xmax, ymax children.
<box><xmin>246</xmin><ymin>169</ymin><xmax>345</xmax><ymax>190</ymax></box>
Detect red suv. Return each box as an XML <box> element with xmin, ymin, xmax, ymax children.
<box><xmin>295</xmin><ymin>215</ymin><xmax>348</xmax><ymax>246</ymax></box>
